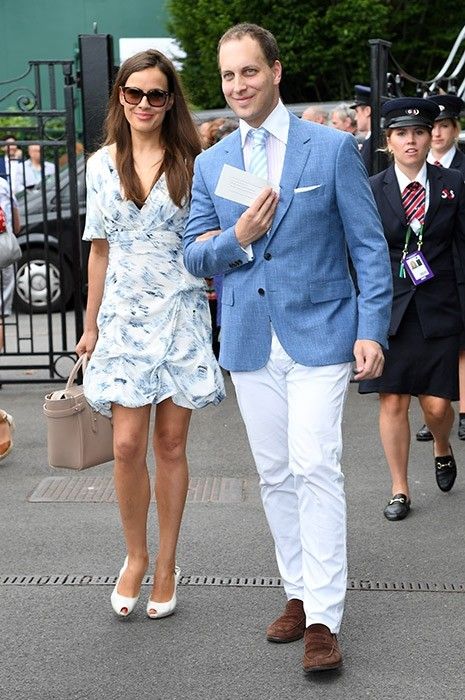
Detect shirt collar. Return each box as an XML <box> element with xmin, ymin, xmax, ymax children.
<box><xmin>239</xmin><ymin>99</ymin><xmax>290</xmax><ymax>147</ymax></box>
<box><xmin>395</xmin><ymin>161</ymin><xmax>428</xmax><ymax>193</ymax></box>
<box><xmin>427</xmin><ymin>145</ymin><xmax>457</xmax><ymax>169</ymax></box>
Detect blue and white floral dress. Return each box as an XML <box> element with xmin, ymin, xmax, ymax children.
<box><xmin>82</xmin><ymin>147</ymin><xmax>225</xmax><ymax>417</ymax></box>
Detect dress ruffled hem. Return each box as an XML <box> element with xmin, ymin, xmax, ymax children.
<box><xmin>84</xmin><ymin>356</ymin><xmax>225</xmax><ymax>418</ymax></box>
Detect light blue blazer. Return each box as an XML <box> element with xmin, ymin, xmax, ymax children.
<box><xmin>183</xmin><ymin>112</ymin><xmax>392</xmax><ymax>372</ymax></box>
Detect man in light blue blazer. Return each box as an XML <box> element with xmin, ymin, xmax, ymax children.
<box><xmin>184</xmin><ymin>23</ymin><xmax>392</xmax><ymax>674</ymax></box>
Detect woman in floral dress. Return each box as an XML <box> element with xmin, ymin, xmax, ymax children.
<box><xmin>76</xmin><ymin>49</ymin><xmax>225</xmax><ymax>618</ymax></box>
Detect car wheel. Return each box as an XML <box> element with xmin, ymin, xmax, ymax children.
<box><xmin>14</xmin><ymin>249</ymin><xmax>73</xmax><ymax>314</ymax></box>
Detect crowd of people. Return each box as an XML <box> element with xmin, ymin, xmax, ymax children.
<box><xmin>2</xmin><ymin>19</ymin><xmax>465</xmax><ymax>679</ymax></box>
<box><xmin>0</xmin><ymin>137</ymin><xmax>54</xmax><ymax>194</ymax></box>
<box><xmin>0</xmin><ymin>136</ymin><xmax>54</xmax><ymax>463</ymax></box>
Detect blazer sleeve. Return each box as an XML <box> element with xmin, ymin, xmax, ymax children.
<box><xmin>183</xmin><ymin>155</ymin><xmax>251</xmax><ymax>278</ymax></box>
<box><xmin>334</xmin><ymin>138</ymin><xmax>393</xmax><ymax>346</ymax></box>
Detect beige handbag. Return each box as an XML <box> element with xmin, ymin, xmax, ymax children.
<box><xmin>43</xmin><ymin>355</ymin><xmax>114</xmax><ymax>470</ymax></box>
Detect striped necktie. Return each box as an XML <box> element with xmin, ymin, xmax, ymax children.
<box><xmin>248</xmin><ymin>127</ymin><xmax>269</xmax><ymax>180</ymax></box>
<box><xmin>402</xmin><ymin>181</ymin><xmax>425</xmax><ymax>225</ymax></box>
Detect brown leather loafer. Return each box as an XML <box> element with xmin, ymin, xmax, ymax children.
<box><xmin>303</xmin><ymin>623</ymin><xmax>342</xmax><ymax>672</ymax></box>
<box><xmin>266</xmin><ymin>598</ymin><xmax>306</xmax><ymax>643</ymax></box>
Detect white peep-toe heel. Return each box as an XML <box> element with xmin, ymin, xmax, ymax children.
<box><xmin>111</xmin><ymin>556</ymin><xmax>141</xmax><ymax>617</ymax></box>
<box><xmin>146</xmin><ymin>566</ymin><xmax>181</xmax><ymax>619</ymax></box>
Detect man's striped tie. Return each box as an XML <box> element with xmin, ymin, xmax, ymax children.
<box><xmin>248</xmin><ymin>127</ymin><xmax>269</xmax><ymax>180</ymax></box>
<box><xmin>402</xmin><ymin>181</ymin><xmax>425</xmax><ymax>225</ymax></box>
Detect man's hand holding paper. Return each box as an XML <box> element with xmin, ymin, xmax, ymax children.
<box><xmin>213</xmin><ymin>164</ymin><xmax>279</xmax><ymax>247</ymax></box>
<box><xmin>235</xmin><ymin>187</ymin><xmax>278</xmax><ymax>246</ymax></box>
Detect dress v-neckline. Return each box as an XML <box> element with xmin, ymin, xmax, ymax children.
<box><xmin>103</xmin><ymin>146</ymin><xmax>164</xmax><ymax>213</ymax></box>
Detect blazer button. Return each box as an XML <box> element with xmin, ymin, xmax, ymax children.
<box><xmin>264</xmin><ymin>252</ymin><xmax>272</xmax><ymax>260</ymax></box>
<box><xmin>258</xmin><ymin>288</ymin><xmax>265</xmax><ymax>296</ymax></box>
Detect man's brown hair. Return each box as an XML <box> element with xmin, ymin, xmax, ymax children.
<box><xmin>217</xmin><ymin>23</ymin><xmax>279</xmax><ymax>67</ymax></box>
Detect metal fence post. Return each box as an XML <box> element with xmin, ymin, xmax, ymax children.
<box><xmin>369</xmin><ymin>39</ymin><xmax>392</xmax><ymax>175</ymax></box>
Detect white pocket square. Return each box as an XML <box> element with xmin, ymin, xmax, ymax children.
<box><xmin>294</xmin><ymin>185</ymin><xmax>321</xmax><ymax>193</ymax></box>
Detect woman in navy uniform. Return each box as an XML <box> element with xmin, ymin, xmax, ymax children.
<box><xmin>416</xmin><ymin>94</ymin><xmax>465</xmax><ymax>441</ymax></box>
<box><xmin>427</xmin><ymin>94</ymin><xmax>465</xmax><ymax>177</ymax></box>
<box><xmin>359</xmin><ymin>97</ymin><xmax>465</xmax><ymax>520</ymax></box>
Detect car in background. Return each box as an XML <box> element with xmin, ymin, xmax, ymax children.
<box><xmin>14</xmin><ymin>155</ymin><xmax>87</xmax><ymax>313</ymax></box>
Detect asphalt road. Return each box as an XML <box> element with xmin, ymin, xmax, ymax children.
<box><xmin>1</xmin><ymin>374</ymin><xmax>465</xmax><ymax>699</ymax></box>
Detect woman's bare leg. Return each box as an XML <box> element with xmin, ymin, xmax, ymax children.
<box><xmin>111</xmin><ymin>404</ymin><xmax>151</xmax><ymax>598</ymax></box>
<box><xmin>459</xmin><ymin>351</ymin><xmax>465</xmax><ymax>414</ymax></box>
<box><xmin>379</xmin><ymin>393</ymin><xmax>412</xmax><ymax>497</ymax></box>
<box><xmin>148</xmin><ymin>398</ymin><xmax>191</xmax><ymax>606</ymax></box>
<box><xmin>419</xmin><ymin>395</ymin><xmax>454</xmax><ymax>456</ymax></box>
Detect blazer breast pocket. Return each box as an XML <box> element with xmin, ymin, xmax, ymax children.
<box><xmin>293</xmin><ymin>184</ymin><xmax>327</xmax><ymax>220</ymax></box>
<box><xmin>294</xmin><ymin>184</ymin><xmax>325</xmax><ymax>197</ymax></box>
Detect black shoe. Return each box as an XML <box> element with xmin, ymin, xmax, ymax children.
<box><xmin>458</xmin><ymin>418</ymin><xmax>465</xmax><ymax>440</ymax></box>
<box><xmin>435</xmin><ymin>447</ymin><xmax>457</xmax><ymax>492</ymax></box>
<box><xmin>383</xmin><ymin>493</ymin><xmax>411</xmax><ymax>521</ymax></box>
<box><xmin>416</xmin><ymin>424</ymin><xmax>433</xmax><ymax>441</ymax></box>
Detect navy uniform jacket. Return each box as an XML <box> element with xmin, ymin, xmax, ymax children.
<box><xmin>360</xmin><ymin>136</ymin><xmax>389</xmax><ymax>176</ymax></box>
<box><xmin>445</xmin><ymin>149</ymin><xmax>465</xmax><ymax>286</ymax></box>
<box><xmin>0</xmin><ymin>156</ymin><xmax>8</xmax><ymax>180</ymax></box>
<box><xmin>370</xmin><ymin>163</ymin><xmax>465</xmax><ymax>338</ymax></box>
<box><xmin>450</xmin><ymin>148</ymin><xmax>465</xmax><ymax>180</ymax></box>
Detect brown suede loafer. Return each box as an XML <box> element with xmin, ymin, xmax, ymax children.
<box><xmin>303</xmin><ymin>623</ymin><xmax>342</xmax><ymax>672</ymax></box>
<box><xmin>266</xmin><ymin>598</ymin><xmax>306</xmax><ymax>643</ymax></box>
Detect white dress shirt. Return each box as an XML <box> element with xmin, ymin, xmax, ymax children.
<box><xmin>22</xmin><ymin>158</ymin><xmax>54</xmax><ymax>189</ymax></box>
<box><xmin>239</xmin><ymin>99</ymin><xmax>289</xmax><ymax>189</ymax></box>
<box><xmin>427</xmin><ymin>145</ymin><xmax>457</xmax><ymax>169</ymax></box>
<box><xmin>238</xmin><ymin>100</ymin><xmax>290</xmax><ymax>257</ymax></box>
<box><xmin>394</xmin><ymin>161</ymin><xmax>430</xmax><ymax>213</ymax></box>
<box><xmin>2</xmin><ymin>157</ymin><xmax>22</xmax><ymax>194</ymax></box>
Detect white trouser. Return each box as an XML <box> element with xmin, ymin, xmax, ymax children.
<box><xmin>231</xmin><ymin>332</ymin><xmax>352</xmax><ymax>633</ymax></box>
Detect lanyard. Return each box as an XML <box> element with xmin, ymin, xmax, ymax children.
<box><xmin>399</xmin><ymin>222</ymin><xmax>424</xmax><ymax>278</ymax></box>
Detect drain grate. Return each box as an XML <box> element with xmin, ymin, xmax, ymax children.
<box><xmin>28</xmin><ymin>476</ymin><xmax>248</xmax><ymax>504</ymax></box>
<box><xmin>1</xmin><ymin>575</ymin><xmax>464</xmax><ymax>592</ymax></box>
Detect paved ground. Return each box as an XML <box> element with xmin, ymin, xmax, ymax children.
<box><xmin>1</xmin><ymin>374</ymin><xmax>465</xmax><ymax>699</ymax></box>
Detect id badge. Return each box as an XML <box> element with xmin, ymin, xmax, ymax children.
<box><xmin>404</xmin><ymin>251</ymin><xmax>434</xmax><ymax>285</ymax></box>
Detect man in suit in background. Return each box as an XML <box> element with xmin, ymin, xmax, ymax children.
<box><xmin>350</xmin><ymin>84</ymin><xmax>373</xmax><ymax>173</ymax></box>
<box><xmin>183</xmin><ymin>23</ymin><xmax>392</xmax><ymax>674</ymax></box>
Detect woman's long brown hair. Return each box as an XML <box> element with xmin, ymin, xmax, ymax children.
<box><xmin>103</xmin><ymin>49</ymin><xmax>202</xmax><ymax>208</ymax></box>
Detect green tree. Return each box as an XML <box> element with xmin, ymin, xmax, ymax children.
<box><xmin>168</xmin><ymin>0</ymin><xmax>465</xmax><ymax>108</ymax></box>
<box><xmin>168</xmin><ymin>0</ymin><xmax>389</xmax><ymax>107</ymax></box>
<box><xmin>386</xmin><ymin>0</ymin><xmax>465</xmax><ymax>89</ymax></box>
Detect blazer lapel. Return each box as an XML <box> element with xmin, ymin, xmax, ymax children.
<box><xmin>382</xmin><ymin>165</ymin><xmax>407</xmax><ymax>226</ymax></box>
<box><xmin>213</xmin><ymin>130</ymin><xmax>249</xmax><ymax>220</ymax></box>
<box><xmin>269</xmin><ymin>114</ymin><xmax>311</xmax><ymax>236</ymax></box>
<box><xmin>221</xmin><ymin>129</ymin><xmax>245</xmax><ymax>170</ymax></box>
<box><xmin>425</xmin><ymin>162</ymin><xmax>443</xmax><ymax>226</ymax></box>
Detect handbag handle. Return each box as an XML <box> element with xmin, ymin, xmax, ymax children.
<box><xmin>66</xmin><ymin>354</ymin><xmax>89</xmax><ymax>390</ymax></box>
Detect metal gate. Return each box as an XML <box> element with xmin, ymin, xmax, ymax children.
<box><xmin>0</xmin><ymin>60</ymin><xmax>84</xmax><ymax>383</ymax></box>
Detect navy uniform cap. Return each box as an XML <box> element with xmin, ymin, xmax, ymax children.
<box><xmin>350</xmin><ymin>85</ymin><xmax>370</xmax><ymax>109</ymax></box>
<box><xmin>381</xmin><ymin>97</ymin><xmax>440</xmax><ymax>129</ymax></box>
<box><xmin>426</xmin><ymin>94</ymin><xmax>464</xmax><ymax>121</ymax></box>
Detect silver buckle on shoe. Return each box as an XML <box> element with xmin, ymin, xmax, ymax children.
<box><xmin>389</xmin><ymin>496</ymin><xmax>406</xmax><ymax>504</ymax></box>
<box><xmin>436</xmin><ymin>460</ymin><xmax>453</xmax><ymax>470</ymax></box>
